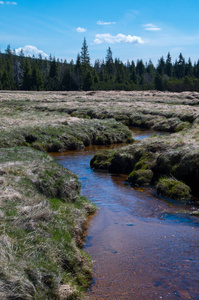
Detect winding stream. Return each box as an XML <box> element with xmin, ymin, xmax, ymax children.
<box><xmin>53</xmin><ymin>128</ymin><xmax>199</xmax><ymax>300</ymax></box>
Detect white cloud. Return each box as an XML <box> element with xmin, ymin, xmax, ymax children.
<box><xmin>76</xmin><ymin>27</ymin><xmax>87</xmax><ymax>33</ymax></box>
<box><xmin>94</xmin><ymin>33</ymin><xmax>145</xmax><ymax>45</ymax></box>
<box><xmin>15</xmin><ymin>45</ymin><xmax>49</xmax><ymax>58</ymax></box>
<box><xmin>97</xmin><ymin>20</ymin><xmax>116</xmax><ymax>25</ymax></box>
<box><xmin>0</xmin><ymin>1</ymin><xmax>17</xmax><ymax>4</ymax></box>
<box><xmin>144</xmin><ymin>24</ymin><xmax>161</xmax><ymax>31</ymax></box>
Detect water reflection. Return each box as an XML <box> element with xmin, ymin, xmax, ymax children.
<box><xmin>130</xmin><ymin>127</ymin><xmax>162</xmax><ymax>140</ymax></box>
<box><xmin>52</xmin><ymin>129</ymin><xmax>199</xmax><ymax>300</ymax></box>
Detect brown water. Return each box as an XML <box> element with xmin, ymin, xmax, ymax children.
<box><xmin>53</xmin><ymin>128</ymin><xmax>199</xmax><ymax>300</ymax></box>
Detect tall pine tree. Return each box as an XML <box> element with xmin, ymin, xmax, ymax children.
<box><xmin>105</xmin><ymin>47</ymin><xmax>114</xmax><ymax>75</ymax></box>
<box><xmin>80</xmin><ymin>38</ymin><xmax>90</xmax><ymax>72</ymax></box>
<box><xmin>165</xmin><ymin>52</ymin><xmax>172</xmax><ymax>77</ymax></box>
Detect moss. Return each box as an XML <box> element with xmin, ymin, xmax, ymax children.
<box><xmin>128</xmin><ymin>169</ymin><xmax>153</xmax><ymax>186</ymax></box>
<box><xmin>171</xmin><ymin>163</ymin><xmax>179</xmax><ymax>173</ymax></box>
<box><xmin>90</xmin><ymin>150</ymin><xmax>115</xmax><ymax>169</ymax></box>
<box><xmin>134</xmin><ymin>152</ymin><xmax>156</xmax><ymax>170</ymax></box>
<box><xmin>153</xmin><ymin>150</ymin><xmax>182</xmax><ymax>179</ymax></box>
<box><xmin>109</xmin><ymin>152</ymin><xmax>136</xmax><ymax>173</ymax></box>
<box><xmin>94</xmin><ymin>135</ymin><xmax>107</xmax><ymax>145</ymax></box>
<box><xmin>173</xmin><ymin>150</ymin><xmax>199</xmax><ymax>195</ymax></box>
<box><xmin>156</xmin><ymin>177</ymin><xmax>192</xmax><ymax>200</ymax></box>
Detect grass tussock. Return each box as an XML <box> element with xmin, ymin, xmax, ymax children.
<box><xmin>0</xmin><ymin>119</ymin><xmax>132</xmax><ymax>151</ymax></box>
<box><xmin>0</xmin><ymin>147</ymin><xmax>96</xmax><ymax>299</ymax></box>
<box><xmin>91</xmin><ymin>125</ymin><xmax>199</xmax><ymax>199</ymax></box>
<box><xmin>1</xmin><ymin>90</ymin><xmax>199</xmax><ymax>134</ymax></box>
<box><xmin>156</xmin><ymin>177</ymin><xmax>192</xmax><ymax>200</ymax></box>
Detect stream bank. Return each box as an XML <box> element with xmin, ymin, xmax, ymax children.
<box><xmin>91</xmin><ymin>125</ymin><xmax>199</xmax><ymax>200</ymax></box>
<box><xmin>54</xmin><ymin>137</ymin><xmax>199</xmax><ymax>299</ymax></box>
<box><xmin>0</xmin><ymin>147</ymin><xmax>97</xmax><ymax>299</ymax></box>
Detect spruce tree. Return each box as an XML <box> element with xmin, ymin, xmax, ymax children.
<box><xmin>32</xmin><ymin>63</ymin><xmax>43</xmax><ymax>90</ymax></box>
<box><xmin>49</xmin><ymin>57</ymin><xmax>58</xmax><ymax>79</ymax></box>
<box><xmin>5</xmin><ymin>44</ymin><xmax>15</xmax><ymax>89</ymax></box>
<box><xmin>1</xmin><ymin>70</ymin><xmax>10</xmax><ymax>90</ymax></box>
<box><xmin>80</xmin><ymin>38</ymin><xmax>90</xmax><ymax>71</ymax></box>
<box><xmin>165</xmin><ymin>52</ymin><xmax>172</xmax><ymax>77</ymax></box>
<box><xmin>74</xmin><ymin>53</ymin><xmax>83</xmax><ymax>90</ymax></box>
<box><xmin>146</xmin><ymin>59</ymin><xmax>155</xmax><ymax>78</ymax></box>
<box><xmin>22</xmin><ymin>59</ymin><xmax>32</xmax><ymax>90</ymax></box>
<box><xmin>157</xmin><ymin>56</ymin><xmax>165</xmax><ymax>75</ymax></box>
<box><xmin>62</xmin><ymin>68</ymin><xmax>77</xmax><ymax>91</ymax></box>
<box><xmin>155</xmin><ymin>73</ymin><xmax>164</xmax><ymax>91</ymax></box>
<box><xmin>82</xmin><ymin>70</ymin><xmax>93</xmax><ymax>91</ymax></box>
<box><xmin>175</xmin><ymin>53</ymin><xmax>185</xmax><ymax>78</ymax></box>
<box><xmin>105</xmin><ymin>47</ymin><xmax>114</xmax><ymax>75</ymax></box>
<box><xmin>94</xmin><ymin>59</ymin><xmax>101</xmax><ymax>74</ymax></box>
<box><xmin>136</xmin><ymin>60</ymin><xmax>145</xmax><ymax>77</ymax></box>
<box><xmin>130</xmin><ymin>61</ymin><xmax>137</xmax><ymax>84</ymax></box>
<box><xmin>48</xmin><ymin>57</ymin><xmax>58</xmax><ymax>90</ymax></box>
<box><xmin>185</xmin><ymin>58</ymin><xmax>193</xmax><ymax>76</ymax></box>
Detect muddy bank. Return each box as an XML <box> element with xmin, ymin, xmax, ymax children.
<box><xmin>0</xmin><ymin>147</ymin><xmax>96</xmax><ymax>299</ymax></box>
<box><xmin>91</xmin><ymin>125</ymin><xmax>199</xmax><ymax>200</ymax></box>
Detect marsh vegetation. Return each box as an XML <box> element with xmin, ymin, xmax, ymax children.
<box><xmin>0</xmin><ymin>90</ymin><xmax>199</xmax><ymax>298</ymax></box>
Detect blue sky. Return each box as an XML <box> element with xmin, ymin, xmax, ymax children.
<box><xmin>1</xmin><ymin>0</ymin><xmax>199</xmax><ymax>65</ymax></box>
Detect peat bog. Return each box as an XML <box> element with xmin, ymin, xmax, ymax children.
<box><xmin>0</xmin><ymin>90</ymin><xmax>199</xmax><ymax>299</ymax></box>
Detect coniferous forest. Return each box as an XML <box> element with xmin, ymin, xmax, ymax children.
<box><xmin>1</xmin><ymin>39</ymin><xmax>199</xmax><ymax>92</ymax></box>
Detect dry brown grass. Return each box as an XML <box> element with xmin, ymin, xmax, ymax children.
<box><xmin>0</xmin><ymin>147</ymin><xmax>96</xmax><ymax>299</ymax></box>
<box><xmin>0</xmin><ymin>90</ymin><xmax>199</xmax><ymax>130</ymax></box>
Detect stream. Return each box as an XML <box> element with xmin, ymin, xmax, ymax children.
<box><xmin>53</xmin><ymin>128</ymin><xmax>199</xmax><ymax>300</ymax></box>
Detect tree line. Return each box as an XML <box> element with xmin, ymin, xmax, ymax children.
<box><xmin>1</xmin><ymin>39</ymin><xmax>199</xmax><ymax>92</ymax></box>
